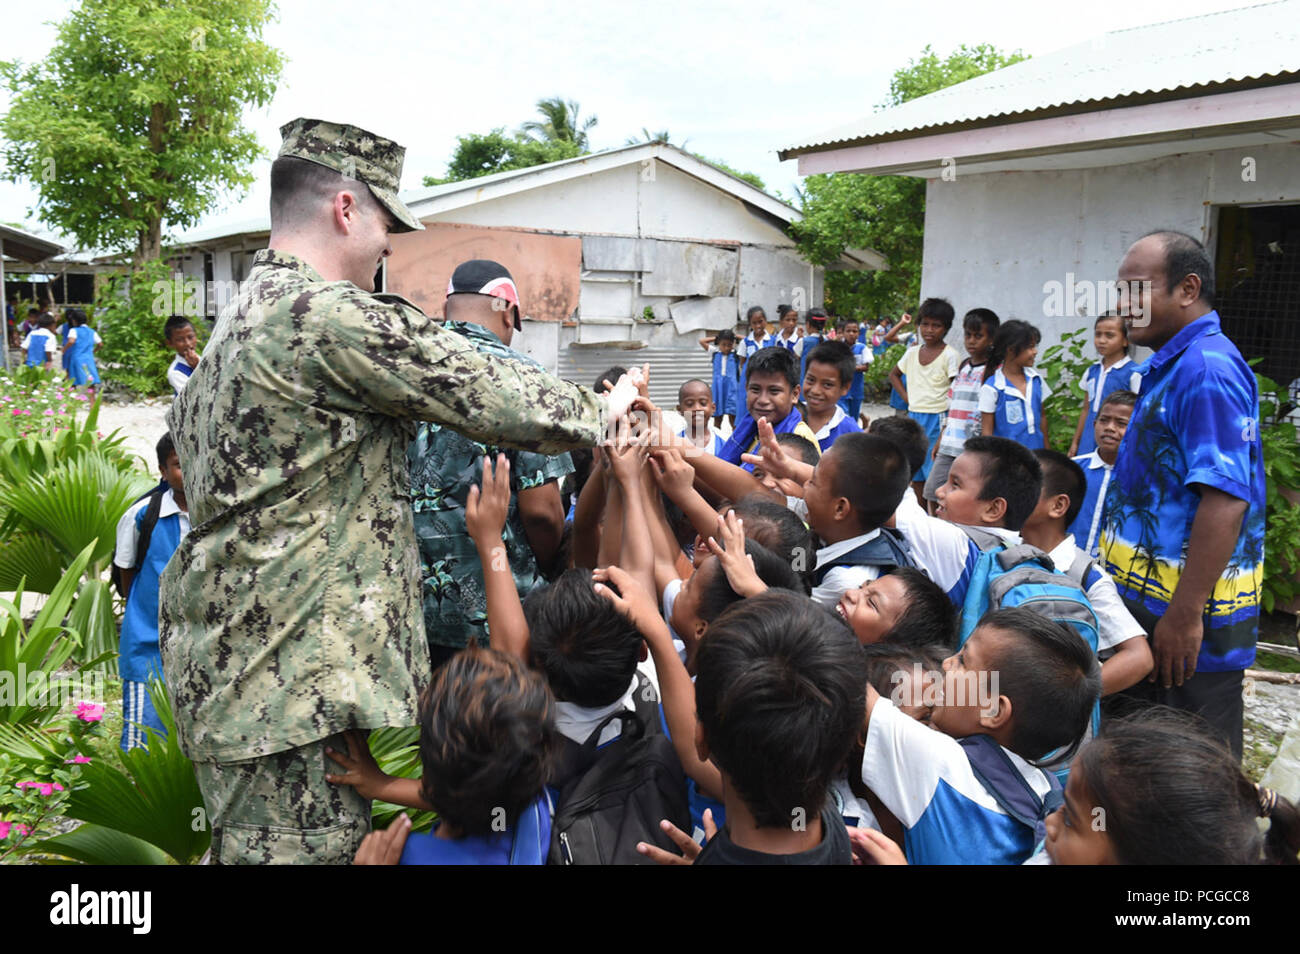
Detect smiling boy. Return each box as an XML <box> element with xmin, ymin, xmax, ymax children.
<box><xmin>802</xmin><ymin>340</ymin><xmax>862</xmax><ymax>453</ymax></box>
<box><xmin>1069</xmin><ymin>390</ymin><xmax>1135</xmax><ymax>557</ymax></box>
<box><xmin>716</xmin><ymin>347</ymin><xmax>819</xmax><ymax>471</ymax></box>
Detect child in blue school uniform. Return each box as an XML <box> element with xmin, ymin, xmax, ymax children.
<box><xmin>164</xmin><ymin>316</ymin><xmax>202</xmax><ymax>396</ymax></box>
<box><xmin>57</xmin><ymin>313</ymin><xmax>73</xmax><ymax>375</ymax></box>
<box><xmin>797</xmin><ymin>307</ymin><xmax>829</xmax><ymax>383</ymax></box>
<box><xmin>699</xmin><ymin>328</ymin><xmax>740</xmax><ymax>428</ymax></box>
<box><xmin>837</xmin><ymin>319</ymin><xmax>872</xmax><ymax>421</ymax></box>
<box><xmin>979</xmin><ymin>319</ymin><xmax>1051</xmax><ymax>450</ymax></box>
<box><xmin>337</xmin><ymin>647</ymin><xmax>557</xmax><ymax>865</ymax></box>
<box><xmin>1068</xmin><ymin>313</ymin><xmax>1143</xmax><ymax>457</ymax></box>
<box><xmin>737</xmin><ymin>306</ymin><xmax>773</xmax><ymax>366</ymax></box>
<box><xmin>1069</xmin><ymin>389</ymin><xmax>1136</xmax><ymax>558</ymax></box>
<box><xmin>772</xmin><ymin>304</ymin><xmax>802</xmax><ymax>354</ymax></box>
<box><xmin>62</xmin><ymin>307</ymin><xmax>103</xmax><ymax>394</ymax></box>
<box><xmin>802</xmin><ymin>340</ymin><xmax>862</xmax><ymax>454</ymax></box>
<box><xmin>20</xmin><ymin>313</ymin><xmax>58</xmax><ymax>369</ymax></box>
<box><xmin>112</xmin><ymin>432</ymin><xmax>190</xmax><ymax>751</ymax></box>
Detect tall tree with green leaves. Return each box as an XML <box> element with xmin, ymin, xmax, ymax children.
<box><xmin>0</xmin><ymin>0</ymin><xmax>283</xmax><ymax>263</ymax></box>
<box><xmin>519</xmin><ymin>97</ymin><xmax>598</xmax><ymax>150</ymax></box>
<box><xmin>423</xmin><ymin>129</ymin><xmax>585</xmax><ymax>186</ymax></box>
<box><xmin>793</xmin><ymin>43</ymin><xmax>1028</xmax><ymax>318</ymax></box>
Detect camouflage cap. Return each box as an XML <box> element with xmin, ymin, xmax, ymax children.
<box><xmin>278</xmin><ymin>118</ymin><xmax>424</xmax><ymax>232</ymax></box>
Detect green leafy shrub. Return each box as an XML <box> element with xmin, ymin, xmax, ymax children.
<box><xmin>1258</xmin><ymin>373</ymin><xmax>1300</xmax><ymax>613</ymax></box>
<box><xmin>863</xmin><ymin>342</ymin><xmax>905</xmax><ymax>401</ymax></box>
<box><xmin>95</xmin><ymin>260</ymin><xmax>208</xmax><ymax>397</ymax></box>
<box><xmin>1038</xmin><ymin>327</ymin><xmax>1094</xmax><ymax>452</ymax></box>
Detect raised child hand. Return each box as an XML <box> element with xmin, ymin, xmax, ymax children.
<box><xmin>353</xmin><ymin>814</ymin><xmax>411</xmax><ymax>865</ymax></box>
<box><xmin>705</xmin><ymin>511</ymin><xmax>767</xmax><ymax>598</ymax></box>
<box><xmin>636</xmin><ymin>810</ymin><xmax>717</xmax><ymax>865</ymax></box>
<box><xmin>465</xmin><ymin>454</ymin><xmax>512</xmax><ymax>548</ymax></box>
<box><xmin>606</xmin><ymin>418</ymin><xmax>648</xmax><ymax>486</ymax></box>
<box><xmin>592</xmin><ymin>564</ymin><xmax>664</xmax><ymax>638</ymax></box>
<box><xmin>648</xmin><ymin>447</ymin><xmax>695</xmax><ymax>501</ymax></box>
<box><xmin>741</xmin><ymin>417</ymin><xmax>811</xmax><ymax>485</ymax></box>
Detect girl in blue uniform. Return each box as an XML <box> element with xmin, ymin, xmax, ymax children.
<box><xmin>1068</xmin><ymin>313</ymin><xmax>1142</xmax><ymax>457</ymax></box>
<box><xmin>63</xmin><ymin>308</ymin><xmax>103</xmax><ymax>395</ymax></box>
<box><xmin>978</xmin><ymin>319</ymin><xmax>1051</xmax><ymax>450</ymax></box>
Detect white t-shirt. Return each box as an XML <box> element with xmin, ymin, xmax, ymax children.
<box><xmin>891</xmin><ymin>493</ymin><xmax>1021</xmax><ymax>605</ymax></box>
<box><xmin>553</xmin><ymin>676</ymin><xmax>638</xmax><ymax>747</ymax></box>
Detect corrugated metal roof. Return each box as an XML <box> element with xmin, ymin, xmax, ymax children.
<box><xmin>557</xmin><ymin>342</ymin><xmax>714</xmax><ymax>410</ymax></box>
<box><xmin>781</xmin><ymin>0</ymin><xmax>1300</xmax><ymax>157</ymax></box>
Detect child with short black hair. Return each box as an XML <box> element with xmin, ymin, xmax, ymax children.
<box><xmin>1043</xmin><ymin>708</ymin><xmax>1300</xmax><ymax>865</ymax></box>
<box><xmin>836</xmin><ymin>566</ymin><xmax>957</xmax><ymax>649</ymax></box>
<box><xmin>980</xmin><ymin>319</ymin><xmax>1050</xmax><ymax>450</ymax></box>
<box><xmin>675</xmin><ymin>378</ymin><xmax>727</xmax><ymax>455</ymax></box>
<box><xmin>796</xmin><ymin>306</ymin><xmax>830</xmax><ymax>382</ymax></box>
<box><xmin>803</xmin><ymin>432</ymin><xmax>913</xmax><ymax>607</ymax></box>
<box><xmin>1069</xmin><ymin>390</ymin><xmax>1136</xmax><ymax>557</ymax></box>
<box><xmin>165</xmin><ymin>316</ymin><xmax>201</xmax><ymax>396</ymax></box>
<box><xmin>618</xmin><ymin>585</ymin><xmax>865</xmax><ymax>865</ymax></box>
<box><xmin>837</xmin><ymin>318</ymin><xmax>872</xmax><ymax>422</ymax></box>
<box><xmin>889</xmin><ymin>298</ymin><xmax>960</xmax><ymax>498</ymax></box>
<box><xmin>1020</xmin><ymin>449</ymin><xmax>1153</xmax><ymax>697</ymax></box>
<box><xmin>935</xmin><ymin>434</ymin><xmax>1042</xmax><ymax>533</ymax></box>
<box><xmin>1068</xmin><ymin>313</ymin><xmax>1142</xmax><ymax>458</ymax></box>
<box><xmin>862</xmin><ymin>606</ymin><xmax>1100</xmax><ymax>864</ymax></box>
<box><xmin>802</xmin><ymin>340</ymin><xmax>862</xmax><ymax>452</ymax></box>
<box><xmin>926</xmin><ymin>308</ymin><xmax>999</xmax><ymax>509</ymax></box>
<box><xmin>113</xmin><ymin>432</ymin><xmax>191</xmax><ymax>751</ymax></box>
<box><xmin>341</xmin><ymin>647</ymin><xmax>558</xmax><ymax>865</ymax></box>
<box><xmin>716</xmin><ymin>346</ymin><xmax>819</xmax><ymax>470</ymax></box>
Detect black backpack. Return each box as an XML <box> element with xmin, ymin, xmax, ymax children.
<box><xmin>547</xmin><ymin>673</ymin><xmax>692</xmax><ymax>865</ymax></box>
<box><xmin>110</xmin><ymin>479</ymin><xmax>170</xmax><ymax>598</ymax></box>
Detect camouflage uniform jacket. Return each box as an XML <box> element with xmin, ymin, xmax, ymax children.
<box><xmin>158</xmin><ymin>250</ymin><xmax>604</xmax><ymax>761</ymax></box>
<box><xmin>410</xmin><ymin>321</ymin><xmax>573</xmax><ymax>651</ymax></box>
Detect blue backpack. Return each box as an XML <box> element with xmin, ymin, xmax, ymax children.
<box><xmin>957</xmin><ymin>529</ymin><xmax>1101</xmax><ymax>771</ymax></box>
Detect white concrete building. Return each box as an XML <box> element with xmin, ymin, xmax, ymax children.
<box><xmin>779</xmin><ymin>1</ymin><xmax>1300</xmax><ymax>388</ymax></box>
<box><xmin>169</xmin><ymin>143</ymin><xmax>881</xmax><ymax>406</ymax></box>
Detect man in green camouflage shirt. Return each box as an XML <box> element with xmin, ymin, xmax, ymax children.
<box><xmin>158</xmin><ymin>118</ymin><xmax>636</xmax><ymax>864</ymax></box>
<box><xmin>411</xmin><ymin>260</ymin><xmax>572</xmax><ymax>667</ymax></box>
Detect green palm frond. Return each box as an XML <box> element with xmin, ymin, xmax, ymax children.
<box><xmin>0</xmin><ymin>531</ymin><xmax>67</xmax><ymax>592</ymax></box>
<box><xmin>25</xmin><ymin>824</ymin><xmax>169</xmax><ymax>866</ymax></box>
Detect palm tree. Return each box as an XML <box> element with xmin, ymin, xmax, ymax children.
<box><xmin>624</xmin><ymin>128</ymin><xmax>687</xmax><ymax>148</ymax></box>
<box><xmin>519</xmin><ymin>97</ymin><xmax>597</xmax><ymax>150</ymax></box>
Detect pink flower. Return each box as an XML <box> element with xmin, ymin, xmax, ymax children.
<box><xmin>43</xmin><ymin>409</ymin><xmax>54</xmax><ymax>416</ymax></box>
<box><xmin>75</xmin><ymin>702</ymin><xmax>105</xmax><ymax>722</ymax></box>
<box><xmin>0</xmin><ymin>821</ymin><xmax>31</xmax><ymax>840</ymax></box>
<box><xmin>17</xmin><ymin>781</ymin><xmax>65</xmax><ymax>796</ymax></box>
<box><xmin>65</xmin><ymin>755</ymin><xmax>92</xmax><ymax>764</ymax></box>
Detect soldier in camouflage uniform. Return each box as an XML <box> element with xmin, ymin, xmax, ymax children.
<box><xmin>158</xmin><ymin>118</ymin><xmax>635</xmax><ymax>864</ymax></box>
<box><xmin>410</xmin><ymin>260</ymin><xmax>572</xmax><ymax>668</ymax></box>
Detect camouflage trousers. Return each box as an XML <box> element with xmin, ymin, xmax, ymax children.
<box><xmin>194</xmin><ymin>732</ymin><xmax>371</xmax><ymax>865</ymax></box>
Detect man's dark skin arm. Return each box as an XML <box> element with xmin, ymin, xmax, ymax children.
<box><xmin>1151</xmin><ymin>484</ymin><xmax>1248</xmax><ymax>688</ymax></box>
<box><xmin>517</xmin><ymin>480</ymin><xmax>565</xmax><ymax>573</ymax></box>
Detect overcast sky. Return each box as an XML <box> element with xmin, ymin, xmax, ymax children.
<box><xmin>0</xmin><ymin>0</ymin><xmax>1268</xmax><ymax>244</ymax></box>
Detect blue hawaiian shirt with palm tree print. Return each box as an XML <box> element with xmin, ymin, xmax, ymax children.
<box><xmin>1099</xmin><ymin>311</ymin><xmax>1264</xmax><ymax>672</ymax></box>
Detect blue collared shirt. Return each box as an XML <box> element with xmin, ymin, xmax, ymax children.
<box><xmin>1099</xmin><ymin>311</ymin><xmax>1264</xmax><ymax>672</ymax></box>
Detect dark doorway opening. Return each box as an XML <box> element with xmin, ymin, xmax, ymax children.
<box><xmin>1215</xmin><ymin>203</ymin><xmax>1300</xmax><ymax>401</ymax></box>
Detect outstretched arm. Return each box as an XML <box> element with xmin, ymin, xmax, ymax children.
<box><xmin>465</xmin><ymin>454</ymin><xmax>529</xmax><ymax>661</ymax></box>
<box><xmin>593</xmin><ymin>565</ymin><xmax>723</xmax><ymax>801</ymax></box>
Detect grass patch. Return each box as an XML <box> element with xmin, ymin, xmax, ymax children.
<box><xmin>1243</xmin><ymin>724</ymin><xmax>1286</xmax><ymax>783</ymax></box>
<box><xmin>1256</xmin><ymin>651</ymin><xmax>1300</xmax><ymax>674</ymax></box>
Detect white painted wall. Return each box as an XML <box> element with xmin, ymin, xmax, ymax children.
<box><xmin>428</xmin><ymin>161</ymin><xmax>797</xmax><ymax>247</ymax></box>
<box><xmin>919</xmin><ymin>141</ymin><xmax>1300</xmax><ymax>351</ymax></box>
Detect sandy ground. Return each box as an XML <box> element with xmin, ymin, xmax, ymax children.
<box><xmin>96</xmin><ymin>397</ymin><xmax>172</xmax><ymax>468</ymax></box>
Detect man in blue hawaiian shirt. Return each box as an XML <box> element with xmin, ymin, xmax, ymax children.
<box><xmin>1100</xmin><ymin>230</ymin><xmax>1264</xmax><ymax>759</ymax></box>
<box><xmin>409</xmin><ymin>260</ymin><xmax>574</xmax><ymax>668</ymax></box>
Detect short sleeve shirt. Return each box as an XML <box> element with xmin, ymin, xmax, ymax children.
<box><xmin>898</xmin><ymin>344</ymin><xmax>960</xmax><ymax>413</ymax></box>
<box><xmin>410</xmin><ymin>322</ymin><xmax>575</xmax><ymax>651</ymax></box>
<box><xmin>1099</xmin><ymin>312</ymin><xmax>1264</xmax><ymax>672</ymax></box>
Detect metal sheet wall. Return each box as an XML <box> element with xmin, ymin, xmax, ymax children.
<box><xmin>556</xmin><ymin>343</ymin><xmax>716</xmax><ymax>410</ymax></box>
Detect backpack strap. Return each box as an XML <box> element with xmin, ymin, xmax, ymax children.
<box><xmin>1065</xmin><ymin>551</ymin><xmax>1097</xmax><ymax>588</ymax></box>
<box><xmin>957</xmin><ymin>525</ymin><xmax>1005</xmax><ymax>553</ymax></box>
<box><xmin>958</xmin><ymin>735</ymin><xmax>1063</xmax><ymax>846</ymax></box>
<box><xmin>812</xmin><ymin>527</ymin><xmax>916</xmax><ymax>585</ymax></box>
<box><xmin>133</xmin><ymin>489</ymin><xmax>167</xmax><ymax>572</ymax></box>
